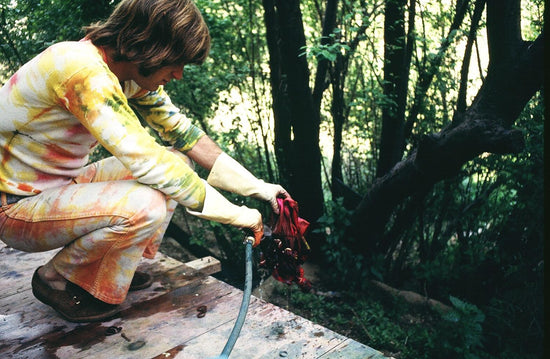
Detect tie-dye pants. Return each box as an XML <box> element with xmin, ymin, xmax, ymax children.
<box><xmin>0</xmin><ymin>154</ymin><xmax>180</xmax><ymax>304</ymax></box>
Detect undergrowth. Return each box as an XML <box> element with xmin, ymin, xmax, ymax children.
<box><xmin>268</xmin><ymin>280</ymin><xmax>515</xmax><ymax>359</ymax></box>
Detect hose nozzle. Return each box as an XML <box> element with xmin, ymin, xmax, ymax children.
<box><xmin>243</xmin><ymin>236</ymin><xmax>255</xmax><ymax>245</ymax></box>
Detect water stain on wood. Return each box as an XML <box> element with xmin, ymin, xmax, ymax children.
<box><xmin>1</xmin><ymin>245</ymin><xmax>385</xmax><ymax>358</ymax></box>
<box><xmin>13</xmin><ymin>322</ymin><xmax>107</xmax><ymax>356</ymax></box>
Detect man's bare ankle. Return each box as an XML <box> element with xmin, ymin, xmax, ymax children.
<box><xmin>38</xmin><ymin>266</ymin><xmax>67</xmax><ymax>290</ymax></box>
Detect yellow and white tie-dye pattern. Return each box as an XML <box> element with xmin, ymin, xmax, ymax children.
<box><xmin>0</xmin><ymin>41</ymin><xmax>206</xmax><ymax>304</ymax></box>
<box><xmin>0</xmin><ymin>155</ymin><xmax>178</xmax><ymax>303</ymax></box>
<box><xmin>0</xmin><ymin>40</ymin><xmax>205</xmax><ymax>209</ymax></box>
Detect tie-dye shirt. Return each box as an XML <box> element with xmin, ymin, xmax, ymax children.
<box><xmin>0</xmin><ymin>40</ymin><xmax>206</xmax><ymax>209</ymax></box>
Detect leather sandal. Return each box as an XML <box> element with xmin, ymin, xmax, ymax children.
<box><xmin>31</xmin><ymin>267</ymin><xmax>120</xmax><ymax>323</ymax></box>
<box><xmin>129</xmin><ymin>271</ymin><xmax>153</xmax><ymax>291</ymax></box>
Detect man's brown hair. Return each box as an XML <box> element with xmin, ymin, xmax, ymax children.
<box><xmin>85</xmin><ymin>0</ymin><xmax>210</xmax><ymax>76</ymax></box>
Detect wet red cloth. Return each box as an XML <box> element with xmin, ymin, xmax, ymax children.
<box><xmin>259</xmin><ymin>198</ymin><xmax>312</xmax><ymax>291</ymax></box>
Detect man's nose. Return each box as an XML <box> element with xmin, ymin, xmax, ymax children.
<box><xmin>172</xmin><ymin>67</ymin><xmax>184</xmax><ymax>80</ymax></box>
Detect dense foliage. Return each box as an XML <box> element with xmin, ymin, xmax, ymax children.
<box><xmin>0</xmin><ymin>1</ymin><xmax>543</xmax><ymax>358</ymax></box>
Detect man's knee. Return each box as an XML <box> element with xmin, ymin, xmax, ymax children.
<box><xmin>129</xmin><ymin>186</ymin><xmax>168</xmax><ymax>230</ymax></box>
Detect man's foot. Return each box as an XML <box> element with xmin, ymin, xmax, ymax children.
<box><xmin>129</xmin><ymin>271</ymin><xmax>153</xmax><ymax>291</ymax></box>
<box><xmin>32</xmin><ymin>267</ymin><xmax>120</xmax><ymax>323</ymax></box>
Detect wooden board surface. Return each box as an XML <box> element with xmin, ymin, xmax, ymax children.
<box><xmin>0</xmin><ymin>243</ymin><xmax>390</xmax><ymax>359</ymax></box>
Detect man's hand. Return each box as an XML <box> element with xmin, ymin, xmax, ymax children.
<box><xmin>207</xmin><ymin>153</ymin><xmax>292</xmax><ymax>214</ymax></box>
<box><xmin>186</xmin><ymin>180</ymin><xmax>264</xmax><ymax>247</ymax></box>
<box><xmin>233</xmin><ymin>206</ymin><xmax>264</xmax><ymax>247</ymax></box>
<box><xmin>252</xmin><ymin>182</ymin><xmax>290</xmax><ymax>214</ymax></box>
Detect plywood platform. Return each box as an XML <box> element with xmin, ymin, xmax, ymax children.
<box><xmin>0</xmin><ymin>243</ymin><xmax>389</xmax><ymax>358</ymax></box>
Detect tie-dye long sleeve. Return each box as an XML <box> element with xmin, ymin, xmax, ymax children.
<box><xmin>0</xmin><ymin>41</ymin><xmax>206</xmax><ymax>210</ymax></box>
<box><xmin>127</xmin><ymin>85</ymin><xmax>205</xmax><ymax>153</ymax></box>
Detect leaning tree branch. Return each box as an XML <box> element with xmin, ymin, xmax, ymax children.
<box><xmin>346</xmin><ymin>9</ymin><xmax>543</xmax><ymax>256</ymax></box>
<box><xmin>346</xmin><ymin>110</ymin><xmax>530</xmax><ymax>254</ymax></box>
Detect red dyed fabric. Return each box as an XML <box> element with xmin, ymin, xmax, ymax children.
<box><xmin>259</xmin><ymin>198</ymin><xmax>312</xmax><ymax>291</ymax></box>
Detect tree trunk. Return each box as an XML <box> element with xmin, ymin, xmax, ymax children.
<box><xmin>346</xmin><ymin>0</ymin><xmax>543</xmax><ymax>257</ymax></box>
<box><xmin>330</xmin><ymin>56</ymin><xmax>346</xmax><ymax>192</ymax></box>
<box><xmin>377</xmin><ymin>0</ymin><xmax>409</xmax><ymax>177</ymax></box>
<box><xmin>457</xmin><ymin>0</ymin><xmax>486</xmax><ymax>113</ymax></box>
<box><xmin>323</xmin><ymin>5</ymin><xmax>376</xmax><ymax>200</ymax></box>
<box><xmin>403</xmin><ymin>0</ymin><xmax>470</xmax><ymax>143</ymax></box>
<box><xmin>262</xmin><ymin>0</ymin><xmax>324</xmax><ymax>229</ymax></box>
<box><xmin>263</xmin><ymin>0</ymin><xmax>293</xmax><ymax>189</ymax></box>
<box><xmin>312</xmin><ymin>0</ymin><xmax>338</xmax><ymax>110</ymax></box>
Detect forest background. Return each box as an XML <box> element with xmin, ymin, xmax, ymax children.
<box><xmin>0</xmin><ymin>0</ymin><xmax>544</xmax><ymax>358</ymax></box>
